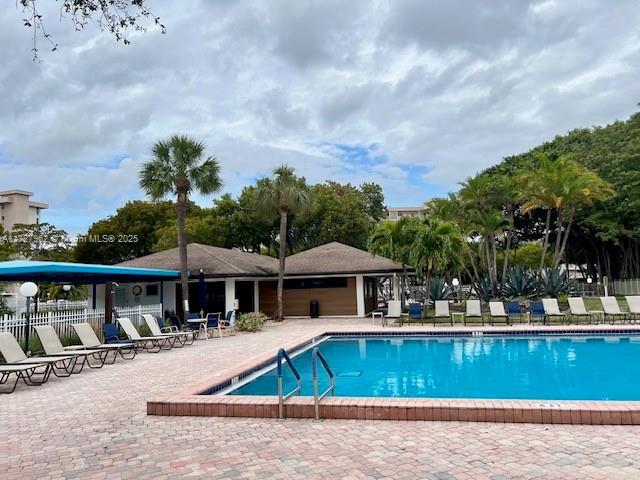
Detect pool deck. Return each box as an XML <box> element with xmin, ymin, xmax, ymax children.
<box><xmin>148</xmin><ymin>323</ymin><xmax>640</xmax><ymax>425</ymax></box>
<box><xmin>4</xmin><ymin>319</ymin><xmax>640</xmax><ymax>479</ymax></box>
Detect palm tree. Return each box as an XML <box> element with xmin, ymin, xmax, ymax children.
<box><xmin>468</xmin><ymin>209</ymin><xmax>508</xmax><ymax>296</ymax></box>
<box><xmin>409</xmin><ymin>219</ymin><xmax>465</xmax><ymax>305</ymax></box>
<box><xmin>255</xmin><ymin>166</ymin><xmax>309</xmax><ymax>321</ymax></box>
<box><xmin>518</xmin><ymin>152</ymin><xmax>613</xmax><ymax>269</ymax></box>
<box><xmin>139</xmin><ymin>135</ymin><xmax>222</xmax><ymax>317</ymax></box>
<box><xmin>368</xmin><ymin>218</ymin><xmax>415</xmax><ymax>303</ymax></box>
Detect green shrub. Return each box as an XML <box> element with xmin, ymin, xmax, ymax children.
<box><xmin>235</xmin><ymin>312</ymin><xmax>267</xmax><ymax>332</ymax></box>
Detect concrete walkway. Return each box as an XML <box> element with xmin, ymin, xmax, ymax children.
<box><xmin>2</xmin><ymin>318</ymin><xmax>640</xmax><ymax>479</ymax></box>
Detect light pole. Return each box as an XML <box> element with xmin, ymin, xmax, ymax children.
<box><xmin>19</xmin><ymin>282</ymin><xmax>39</xmax><ymax>355</ymax></box>
<box><xmin>586</xmin><ymin>276</ymin><xmax>593</xmax><ymax>296</ymax></box>
<box><xmin>63</xmin><ymin>284</ymin><xmax>72</xmax><ymax>303</ymax></box>
<box><xmin>452</xmin><ymin>277</ymin><xmax>461</xmax><ymax>301</ymax></box>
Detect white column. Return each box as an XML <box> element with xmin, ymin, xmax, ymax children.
<box><xmin>392</xmin><ymin>273</ymin><xmax>400</xmax><ymax>300</ymax></box>
<box><xmin>356</xmin><ymin>275</ymin><xmax>365</xmax><ymax>317</ymax></box>
<box><xmin>225</xmin><ymin>278</ymin><xmax>236</xmax><ymax>314</ymax></box>
<box><xmin>254</xmin><ymin>281</ymin><xmax>260</xmax><ymax>313</ymax></box>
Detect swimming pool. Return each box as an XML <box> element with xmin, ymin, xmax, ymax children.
<box><xmin>230</xmin><ymin>335</ymin><xmax>640</xmax><ymax>401</ymax></box>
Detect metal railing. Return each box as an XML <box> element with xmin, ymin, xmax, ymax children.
<box><xmin>276</xmin><ymin>348</ymin><xmax>301</xmax><ymax>419</ymax></box>
<box><xmin>311</xmin><ymin>347</ymin><xmax>335</xmax><ymax>420</ymax></box>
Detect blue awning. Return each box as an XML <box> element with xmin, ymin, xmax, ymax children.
<box><xmin>0</xmin><ymin>260</ymin><xmax>180</xmax><ymax>283</ymax></box>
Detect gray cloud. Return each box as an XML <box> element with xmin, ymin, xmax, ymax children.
<box><xmin>1</xmin><ymin>0</ymin><xmax>639</xmax><ymax>234</ymax></box>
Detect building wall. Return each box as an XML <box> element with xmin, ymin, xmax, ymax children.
<box><xmin>386</xmin><ymin>207</ymin><xmax>424</xmax><ymax>221</ymax></box>
<box><xmin>0</xmin><ymin>190</ymin><xmax>48</xmax><ymax>231</ymax></box>
<box><xmin>258</xmin><ymin>276</ymin><xmax>358</xmax><ymax>317</ymax></box>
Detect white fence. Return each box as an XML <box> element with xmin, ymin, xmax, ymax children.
<box><xmin>0</xmin><ymin>304</ymin><xmax>163</xmax><ymax>347</ymax></box>
<box><xmin>611</xmin><ymin>279</ymin><xmax>640</xmax><ymax>296</ymax></box>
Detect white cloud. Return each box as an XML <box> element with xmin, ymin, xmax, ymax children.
<box><xmin>0</xmin><ymin>0</ymin><xmax>639</xmax><ymax>232</ymax></box>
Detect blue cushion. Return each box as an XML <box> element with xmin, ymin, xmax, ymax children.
<box><xmin>506</xmin><ymin>301</ymin><xmax>522</xmax><ymax>315</ymax></box>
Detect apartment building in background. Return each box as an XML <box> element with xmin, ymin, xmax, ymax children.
<box><xmin>0</xmin><ymin>190</ymin><xmax>48</xmax><ymax>231</ymax></box>
<box><xmin>386</xmin><ymin>206</ymin><xmax>425</xmax><ymax>221</ymax></box>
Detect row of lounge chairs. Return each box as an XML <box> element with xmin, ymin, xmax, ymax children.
<box><xmin>386</xmin><ymin>296</ymin><xmax>640</xmax><ymax>326</ymax></box>
<box><xmin>0</xmin><ymin>314</ymin><xmax>198</xmax><ymax>394</ymax></box>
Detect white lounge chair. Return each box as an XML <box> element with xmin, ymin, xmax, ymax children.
<box><xmin>465</xmin><ymin>300</ymin><xmax>483</xmax><ymax>325</ymax></box>
<box><xmin>625</xmin><ymin>296</ymin><xmax>640</xmax><ymax>322</ymax></box>
<box><xmin>143</xmin><ymin>314</ymin><xmax>195</xmax><ymax>346</ymax></box>
<box><xmin>385</xmin><ymin>300</ymin><xmax>402</xmax><ymax>326</ymax></box>
<box><xmin>567</xmin><ymin>297</ymin><xmax>598</xmax><ymax>324</ymax></box>
<box><xmin>541</xmin><ymin>299</ymin><xmax>567</xmax><ymax>324</ymax></box>
<box><xmin>34</xmin><ymin>325</ymin><xmax>110</xmax><ymax>368</ymax></box>
<box><xmin>0</xmin><ymin>363</ymin><xmax>52</xmax><ymax>394</ymax></box>
<box><xmin>71</xmin><ymin>323</ymin><xmax>136</xmax><ymax>361</ymax></box>
<box><xmin>600</xmin><ymin>297</ymin><xmax>631</xmax><ymax>323</ymax></box>
<box><xmin>433</xmin><ymin>300</ymin><xmax>452</xmax><ymax>326</ymax></box>
<box><xmin>488</xmin><ymin>302</ymin><xmax>509</xmax><ymax>325</ymax></box>
<box><xmin>117</xmin><ymin>317</ymin><xmax>174</xmax><ymax>353</ymax></box>
<box><xmin>0</xmin><ymin>332</ymin><xmax>81</xmax><ymax>377</ymax></box>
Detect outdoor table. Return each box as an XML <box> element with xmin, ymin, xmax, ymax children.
<box><xmin>187</xmin><ymin>318</ymin><xmax>208</xmax><ymax>340</ymax></box>
<box><xmin>371</xmin><ymin>311</ymin><xmax>384</xmax><ymax>326</ymax></box>
<box><xmin>589</xmin><ymin>310</ymin><xmax>605</xmax><ymax>323</ymax></box>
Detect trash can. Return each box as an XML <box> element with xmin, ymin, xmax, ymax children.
<box><xmin>310</xmin><ymin>299</ymin><xmax>319</xmax><ymax>318</ymax></box>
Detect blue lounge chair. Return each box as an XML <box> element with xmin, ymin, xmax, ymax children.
<box><xmin>529</xmin><ymin>301</ymin><xmax>546</xmax><ymax>324</ymax></box>
<box><xmin>506</xmin><ymin>301</ymin><xmax>526</xmax><ymax>324</ymax></box>
<box><xmin>408</xmin><ymin>303</ymin><xmax>423</xmax><ymax>324</ymax></box>
<box><xmin>103</xmin><ymin>323</ymin><xmax>122</xmax><ymax>344</ymax></box>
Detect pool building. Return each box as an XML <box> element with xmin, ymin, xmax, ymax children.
<box><xmin>91</xmin><ymin>242</ymin><xmax>408</xmax><ymax>320</ymax></box>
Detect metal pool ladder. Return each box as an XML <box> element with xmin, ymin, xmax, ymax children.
<box><xmin>277</xmin><ymin>348</ymin><xmax>301</xmax><ymax>419</ymax></box>
<box><xmin>311</xmin><ymin>347</ymin><xmax>335</xmax><ymax>420</ymax></box>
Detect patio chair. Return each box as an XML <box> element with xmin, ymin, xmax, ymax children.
<box><xmin>0</xmin><ymin>332</ymin><xmax>81</xmax><ymax>377</ymax></box>
<box><xmin>385</xmin><ymin>300</ymin><xmax>402</xmax><ymax>327</ymax></box>
<box><xmin>1</xmin><ymin>363</ymin><xmax>52</xmax><ymax>394</ymax></box>
<box><xmin>529</xmin><ymin>301</ymin><xmax>546</xmax><ymax>324</ymax></box>
<box><xmin>433</xmin><ymin>300</ymin><xmax>452</xmax><ymax>326</ymax></box>
<box><xmin>464</xmin><ymin>299</ymin><xmax>483</xmax><ymax>325</ymax></box>
<box><xmin>506</xmin><ymin>301</ymin><xmax>526</xmax><ymax>324</ymax></box>
<box><xmin>34</xmin><ymin>325</ymin><xmax>110</xmax><ymax>369</ymax></box>
<box><xmin>600</xmin><ymin>297</ymin><xmax>631</xmax><ymax>324</ymax></box>
<box><xmin>624</xmin><ymin>296</ymin><xmax>640</xmax><ymax>322</ymax></box>
<box><xmin>488</xmin><ymin>302</ymin><xmax>510</xmax><ymax>325</ymax></box>
<box><xmin>71</xmin><ymin>323</ymin><xmax>136</xmax><ymax>361</ymax></box>
<box><xmin>542</xmin><ymin>299</ymin><xmax>568</xmax><ymax>324</ymax></box>
<box><xmin>220</xmin><ymin>310</ymin><xmax>236</xmax><ymax>336</ymax></box>
<box><xmin>117</xmin><ymin>317</ymin><xmax>174</xmax><ymax>353</ymax></box>
<box><xmin>142</xmin><ymin>314</ymin><xmax>195</xmax><ymax>346</ymax></box>
<box><xmin>408</xmin><ymin>303</ymin><xmax>424</xmax><ymax>324</ymax></box>
<box><xmin>567</xmin><ymin>297</ymin><xmax>598</xmax><ymax>324</ymax></box>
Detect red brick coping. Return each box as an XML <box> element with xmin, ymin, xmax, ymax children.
<box><xmin>147</xmin><ymin>325</ymin><xmax>640</xmax><ymax>424</ymax></box>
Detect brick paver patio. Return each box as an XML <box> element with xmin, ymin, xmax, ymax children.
<box><xmin>2</xmin><ymin>318</ymin><xmax>640</xmax><ymax>479</ymax></box>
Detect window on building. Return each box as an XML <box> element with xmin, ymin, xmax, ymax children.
<box><xmin>146</xmin><ymin>284</ymin><xmax>159</xmax><ymax>296</ymax></box>
<box><xmin>284</xmin><ymin>277</ymin><xmax>348</xmax><ymax>289</ymax></box>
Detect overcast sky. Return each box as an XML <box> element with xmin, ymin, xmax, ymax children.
<box><xmin>1</xmin><ymin>0</ymin><xmax>639</xmax><ymax>234</ymax></box>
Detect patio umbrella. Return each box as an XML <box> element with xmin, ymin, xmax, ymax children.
<box><xmin>198</xmin><ymin>270</ymin><xmax>206</xmax><ymax>315</ymax></box>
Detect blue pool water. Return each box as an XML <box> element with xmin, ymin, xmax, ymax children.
<box><xmin>230</xmin><ymin>336</ymin><xmax>640</xmax><ymax>400</ymax></box>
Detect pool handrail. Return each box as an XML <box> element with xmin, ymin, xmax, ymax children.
<box><xmin>311</xmin><ymin>347</ymin><xmax>335</xmax><ymax>420</ymax></box>
<box><xmin>276</xmin><ymin>348</ymin><xmax>301</xmax><ymax>419</ymax></box>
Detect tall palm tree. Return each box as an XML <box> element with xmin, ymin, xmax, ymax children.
<box><xmin>368</xmin><ymin>218</ymin><xmax>416</xmax><ymax>303</ymax></box>
<box><xmin>139</xmin><ymin>135</ymin><xmax>222</xmax><ymax>316</ymax></box>
<box><xmin>255</xmin><ymin>166</ymin><xmax>309</xmax><ymax>321</ymax></box>
<box><xmin>468</xmin><ymin>209</ymin><xmax>508</xmax><ymax>296</ymax></box>
<box><xmin>409</xmin><ymin>219</ymin><xmax>465</xmax><ymax>304</ymax></box>
<box><xmin>518</xmin><ymin>152</ymin><xmax>613</xmax><ymax>269</ymax></box>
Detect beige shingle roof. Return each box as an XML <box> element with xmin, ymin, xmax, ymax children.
<box><xmin>119</xmin><ymin>243</ymin><xmax>277</xmax><ymax>277</ymax></box>
<box><xmin>283</xmin><ymin>242</ymin><xmax>407</xmax><ymax>276</ymax></box>
<box><xmin>120</xmin><ymin>242</ymin><xmax>406</xmax><ymax>277</ymax></box>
